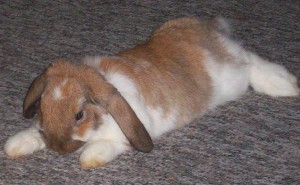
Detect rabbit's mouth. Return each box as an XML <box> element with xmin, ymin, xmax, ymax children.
<box><xmin>47</xmin><ymin>140</ymin><xmax>85</xmax><ymax>154</ymax></box>
<box><xmin>39</xmin><ymin>131</ymin><xmax>85</xmax><ymax>153</ymax></box>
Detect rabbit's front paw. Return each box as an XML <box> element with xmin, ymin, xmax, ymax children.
<box><xmin>79</xmin><ymin>140</ymin><xmax>129</xmax><ymax>169</ymax></box>
<box><xmin>5</xmin><ymin>127</ymin><xmax>45</xmax><ymax>158</ymax></box>
<box><xmin>79</xmin><ymin>142</ymin><xmax>110</xmax><ymax>169</ymax></box>
<box><xmin>80</xmin><ymin>154</ymin><xmax>107</xmax><ymax>169</ymax></box>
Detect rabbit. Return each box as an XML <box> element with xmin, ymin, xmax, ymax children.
<box><xmin>4</xmin><ymin>17</ymin><xmax>299</xmax><ymax>169</ymax></box>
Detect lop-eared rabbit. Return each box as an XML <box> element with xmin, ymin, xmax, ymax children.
<box><xmin>5</xmin><ymin>17</ymin><xmax>299</xmax><ymax>169</ymax></box>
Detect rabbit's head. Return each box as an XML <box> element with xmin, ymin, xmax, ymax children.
<box><xmin>23</xmin><ymin>60</ymin><xmax>153</xmax><ymax>154</ymax></box>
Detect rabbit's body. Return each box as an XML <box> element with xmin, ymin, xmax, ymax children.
<box><xmin>5</xmin><ymin>17</ymin><xmax>299</xmax><ymax>169</ymax></box>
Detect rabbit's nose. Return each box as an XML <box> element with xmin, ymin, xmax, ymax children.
<box><xmin>47</xmin><ymin>138</ymin><xmax>84</xmax><ymax>154</ymax></box>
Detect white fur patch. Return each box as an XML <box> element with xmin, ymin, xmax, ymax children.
<box><xmin>145</xmin><ymin>106</ymin><xmax>178</xmax><ymax>138</ymax></box>
<box><xmin>204</xmin><ymin>49</ymin><xmax>250</xmax><ymax>108</ymax></box>
<box><xmin>52</xmin><ymin>86</ymin><xmax>63</xmax><ymax>100</ymax></box>
<box><xmin>105</xmin><ymin>72</ymin><xmax>178</xmax><ymax>138</ymax></box>
<box><xmin>77</xmin><ymin>97</ymin><xmax>86</xmax><ymax>106</ymax></box>
<box><xmin>94</xmin><ymin>114</ymin><xmax>128</xmax><ymax>141</ymax></box>
<box><xmin>72</xmin><ymin>114</ymin><xmax>127</xmax><ymax>142</ymax></box>
<box><xmin>82</xmin><ymin>56</ymin><xmax>105</xmax><ymax>75</ymax></box>
<box><xmin>52</xmin><ymin>79</ymin><xmax>68</xmax><ymax>100</ymax></box>
<box><xmin>4</xmin><ymin>127</ymin><xmax>46</xmax><ymax>157</ymax></box>
<box><xmin>72</xmin><ymin>129</ymin><xmax>97</xmax><ymax>142</ymax></box>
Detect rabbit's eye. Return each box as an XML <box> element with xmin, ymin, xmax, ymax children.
<box><xmin>76</xmin><ymin>111</ymin><xmax>84</xmax><ymax>121</ymax></box>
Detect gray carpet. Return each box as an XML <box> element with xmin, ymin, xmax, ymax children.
<box><xmin>1</xmin><ymin>1</ymin><xmax>299</xmax><ymax>184</ymax></box>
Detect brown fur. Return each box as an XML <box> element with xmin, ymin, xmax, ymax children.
<box><xmin>98</xmin><ymin>17</ymin><xmax>212</xmax><ymax>127</ymax></box>
<box><xmin>24</xmin><ymin>61</ymin><xmax>153</xmax><ymax>153</ymax></box>
<box><xmin>23</xmin><ymin>17</ymin><xmax>217</xmax><ymax>154</ymax></box>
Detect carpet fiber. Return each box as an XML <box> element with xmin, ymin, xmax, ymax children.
<box><xmin>1</xmin><ymin>1</ymin><xmax>299</xmax><ymax>184</ymax></box>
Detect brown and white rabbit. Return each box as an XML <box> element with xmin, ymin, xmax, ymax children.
<box><xmin>4</xmin><ymin>17</ymin><xmax>299</xmax><ymax>169</ymax></box>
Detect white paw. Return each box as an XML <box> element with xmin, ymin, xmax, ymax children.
<box><xmin>250</xmin><ymin>60</ymin><xmax>299</xmax><ymax>97</ymax></box>
<box><xmin>80</xmin><ymin>152</ymin><xmax>108</xmax><ymax>169</ymax></box>
<box><xmin>79</xmin><ymin>144</ymin><xmax>109</xmax><ymax>169</ymax></box>
<box><xmin>79</xmin><ymin>141</ymin><xmax>128</xmax><ymax>169</ymax></box>
<box><xmin>270</xmin><ymin>72</ymin><xmax>299</xmax><ymax>97</ymax></box>
<box><xmin>4</xmin><ymin>127</ymin><xmax>45</xmax><ymax>158</ymax></box>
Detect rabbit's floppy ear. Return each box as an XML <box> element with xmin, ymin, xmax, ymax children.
<box><xmin>85</xmin><ymin>70</ymin><xmax>154</xmax><ymax>152</ymax></box>
<box><xmin>23</xmin><ymin>72</ymin><xmax>47</xmax><ymax>118</ymax></box>
<box><xmin>105</xmin><ymin>90</ymin><xmax>154</xmax><ymax>153</ymax></box>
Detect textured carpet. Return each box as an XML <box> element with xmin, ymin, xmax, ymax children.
<box><xmin>1</xmin><ymin>1</ymin><xmax>299</xmax><ymax>184</ymax></box>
